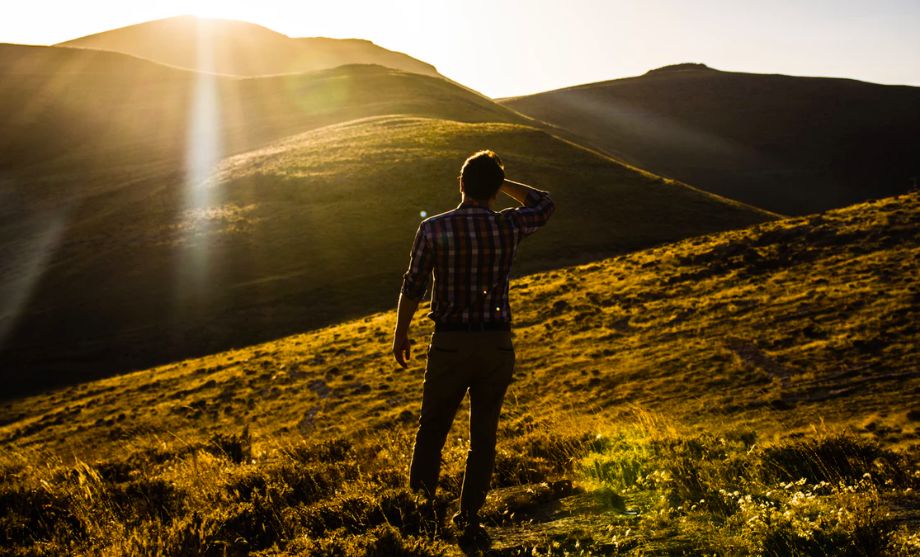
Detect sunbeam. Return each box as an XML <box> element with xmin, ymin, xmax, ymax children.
<box><xmin>185</xmin><ymin>19</ymin><xmax>221</xmax><ymax>210</ymax></box>
<box><xmin>0</xmin><ymin>209</ymin><xmax>69</xmax><ymax>350</ymax></box>
<box><xmin>179</xmin><ymin>17</ymin><xmax>223</xmax><ymax>303</ymax></box>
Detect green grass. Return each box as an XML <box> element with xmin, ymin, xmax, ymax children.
<box><xmin>577</xmin><ymin>422</ymin><xmax>917</xmax><ymax>555</ymax></box>
<box><xmin>1</xmin><ymin>192</ymin><xmax>916</xmax><ymax>554</ymax></box>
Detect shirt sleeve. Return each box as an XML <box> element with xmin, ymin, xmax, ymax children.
<box><xmin>501</xmin><ymin>189</ymin><xmax>556</xmax><ymax>237</ymax></box>
<box><xmin>400</xmin><ymin>222</ymin><xmax>434</xmax><ymax>300</ymax></box>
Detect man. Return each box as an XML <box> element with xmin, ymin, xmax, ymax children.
<box><xmin>392</xmin><ymin>150</ymin><xmax>555</xmax><ymax>542</ymax></box>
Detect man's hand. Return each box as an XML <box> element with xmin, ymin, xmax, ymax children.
<box><xmin>393</xmin><ymin>293</ymin><xmax>421</xmax><ymax>369</ymax></box>
<box><xmin>392</xmin><ymin>330</ymin><xmax>411</xmax><ymax>369</ymax></box>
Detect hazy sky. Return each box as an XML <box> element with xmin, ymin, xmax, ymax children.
<box><xmin>3</xmin><ymin>0</ymin><xmax>919</xmax><ymax>97</ymax></box>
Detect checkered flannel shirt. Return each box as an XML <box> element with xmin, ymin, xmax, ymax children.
<box><xmin>401</xmin><ymin>189</ymin><xmax>555</xmax><ymax>324</ymax></box>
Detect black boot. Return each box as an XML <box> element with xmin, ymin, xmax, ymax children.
<box><xmin>451</xmin><ymin>511</ymin><xmax>491</xmax><ymax>549</ymax></box>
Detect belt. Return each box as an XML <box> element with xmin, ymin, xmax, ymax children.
<box><xmin>434</xmin><ymin>321</ymin><xmax>511</xmax><ymax>332</ymax></box>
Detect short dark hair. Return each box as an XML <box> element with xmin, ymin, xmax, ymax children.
<box><xmin>460</xmin><ymin>150</ymin><xmax>505</xmax><ymax>201</ymax></box>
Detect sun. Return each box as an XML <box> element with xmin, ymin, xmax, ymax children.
<box><xmin>183</xmin><ymin>1</ymin><xmax>234</xmax><ymax>19</ymax></box>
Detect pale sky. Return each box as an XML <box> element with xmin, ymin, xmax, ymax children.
<box><xmin>3</xmin><ymin>0</ymin><xmax>919</xmax><ymax>98</ymax></box>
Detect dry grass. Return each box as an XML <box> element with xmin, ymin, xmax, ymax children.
<box><xmin>0</xmin><ymin>192</ymin><xmax>917</xmax><ymax>554</ymax></box>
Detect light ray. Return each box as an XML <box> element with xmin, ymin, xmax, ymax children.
<box><xmin>179</xmin><ymin>17</ymin><xmax>223</xmax><ymax>304</ymax></box>
<box><xmin>0</xmin><ymin>209</ymin><xmax>69</xmax><ymax>349</ymax></box>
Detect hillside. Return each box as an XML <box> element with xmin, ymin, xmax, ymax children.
<box><xmin>1</xmin><ymin>192</ymin><xmax>916</xmax><ymax>555</ymax></box>
<box><xmin>502</xmin><ymin>64</ymin><xmax>920</xmax><ymax>215</ymax></box>
<box><xmin>57</xmin><ymin>15</ymin><xmax>440</xmax><ymax>78</ymax></box>
<box><xmin>0</xmin><ymin>43</ymin><xmax>514</xmax><ymax>185</ymax></box>
<box><xmin>0</xmin><ymin>42</ymin><xmax>538</xmax><ymax>398</ymax></box>
<box><xmin>0</xmin><ymin>108</ymin><xmax>772</xmax><ymax>397</ymax></box>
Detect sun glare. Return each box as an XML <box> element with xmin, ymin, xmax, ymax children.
<box><xmin>183</xmin><ymin>1</ymin><xmax>231</xmax><ymax>19</ymax></box>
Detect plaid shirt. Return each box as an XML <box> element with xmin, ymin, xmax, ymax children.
<box><xmin>401</xmin><ymin>190</ymin><xmax>555</xmax><ymax>324</ymax></box>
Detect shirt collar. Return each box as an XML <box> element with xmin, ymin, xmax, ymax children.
<box><xmin>457</xmin><ymin>198</ymin><xmax>493</xmax><ymax>211</ymax></box>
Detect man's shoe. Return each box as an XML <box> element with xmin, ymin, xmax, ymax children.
<box><xmin>411</xmin><ymin>492</ymin><xmax>442</xmax><ymax>537</ymax></box>
<box><xmin>451</xmin><ymin>512</ymin><xmax>490</xmax><ymax>548</ymax></box>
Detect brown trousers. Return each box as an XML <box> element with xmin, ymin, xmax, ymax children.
<box><xmin>408</xmin><ymin>331</ymin><xmax>515</xmax><ymax>517</ymax></box>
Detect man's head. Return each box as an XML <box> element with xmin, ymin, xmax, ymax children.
<box><xmin>459</xmin><ymin>150</ymin><xmax>505</xmax><ymax>201</ymax></box>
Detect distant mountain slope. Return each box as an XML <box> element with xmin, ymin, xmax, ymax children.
<box><xmin>0</xmin><ymin>43</ymin><xmax>517</xmax><ymax>202</ymax></box>
<box><xmin>0</xmin><ymin>43</ymin><xmax>193</xmax><ymax>173</ymax></box>
<box><xmin>0</xmin><ymin>112</ymin><xmax>772</xmax><ymax>398</ymax></box>
<box><xmin>502</xmin><ymin>64</ymin><xmax>920</xmax><ymax>215</ymax></box>
<box><xmin>56</xmin><ymin>16</ymin><xmax>440</xmax><ymax>78</ymax></box>
<box><xmin>293</xmin><ymin>37</ymin><xmax>440</xmax><ymax>77</ymax></box>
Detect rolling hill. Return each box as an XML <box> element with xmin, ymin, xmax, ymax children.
<box><xmin>0</xmin><ymin>106</ymin><xmax>773</xmax><ymax>398</ymax></box>
<box><xmin>0</xmin><ymin>43</ymin><xmax>536</xmax><ymax>398</ymax></box>
<box><xmin>1</xmin><ymin>191</ymin><xmax>916</xmax><ymax>555</ymax></box>
<box><xmin>0</xmin><ymin>42</ymin><xmax>512</xmax><ymax>187</ymax></box>
<box><xmin>1</xmin><ymin>31</ymin><xmax>778</xmax><ymax>397</ymax></box>
<box><xmin>56</xmin><ymin>15</ymin><xmax>440</xmax><ymax>78</ymax></box>
<box><xmin>502</xmin><ymin>63</ymin><xmax>920</xmax><ymax>215</ymax></box>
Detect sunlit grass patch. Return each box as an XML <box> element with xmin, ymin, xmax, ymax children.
<box><xmin>577</xmin><ymin>416</ymin><xmax>919</xmax><ymax>555</ymax></box>
<box><xmin>1</xmin><ymin>408</ymin><xmax>916</xmax><ymax>555</ymax></box>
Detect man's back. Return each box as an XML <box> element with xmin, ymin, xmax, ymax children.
<box><xmin>401</xmin><ymin>190</ymin><xmax>555</xmax><ymax>325</ymax></box>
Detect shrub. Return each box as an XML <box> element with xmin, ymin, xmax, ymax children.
<box><xmin>289</xmin><ymin>524</ymin><xmax>443</xmax><ymax>557</ymax></box>
<box><xmin>207</xmin><ymin>428</ymin><xmax>252</xmax><ymax>464</ymax></box>
<box><xmin>283</xmin><ymin>437</ymin><xmax>354</xmax><ymax>464</ymax></box>
<box><xmin>109</xmin><ymin>477</ymin><xmax>185</xmax><ymax>524</ymax></box>
<box><xmin>165</xmin><ymin>495</ymin><xmax>285</xmax><ymax>556</ymax></box>
<box><xmin>0</xmin><ymin>486</ymin><xmax>85</xmax><ymax>548</ymax></box>
<box><xmin>759</xmin><ymin>436</ymin><xmax>906</xmax><ymax>485</ymax></box>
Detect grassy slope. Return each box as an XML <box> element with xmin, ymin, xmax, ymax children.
<box><xmin>0</xmin><ymin>43</ymin><xmax>512</xmax><ymax>187</ymax></box>
<box><xmin>1</xmin><ymin>45</ymin><xmax>507</xmax><ymax>222</ymax></box>
<box><xmin>501</xmin><ymin>65</ymin><xmax>920</xmax><ymax>215</ymax></box>
<box><xmin>295</xmin><ymin>37</ymin><xmax>438</xmax><ymax>77</ymax></box>
<box><xmin>0</xmin><ymin>44</ymin><xmax>520</xmax><ymax>394</ymax></box>
<box><xmin>0</xmin><ymin>44</ymin><xmax>772</xmax><ymax>396</ymax></box>
<box><xmin>1</xmin><ymin>113</ymin><xmax>771</xmax><ymax>397</ymax></box>
<box><xmin>57</xmin><ymin>15</ymin><xmax>440</xmax><ymax>78</ymax></box>
<box><xmin>0</xmin><ymin>192</ymin><xmax>916</xmax><ymax>555</ymax></box>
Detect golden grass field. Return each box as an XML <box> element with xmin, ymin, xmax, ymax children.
<box><xmin>1</xmin><ymin>191</ymin><xmax>916</xmax><ymax>555</ymax></box>
<box><xmin>2</xmin><ymin>17</ymin><xmax>918</xmax><ymax>556</ymax></box>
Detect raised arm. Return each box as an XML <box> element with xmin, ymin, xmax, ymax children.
<box><xmin>500</xmin><ymin>179</ymin><xmax>542</xmax><ymax>204</ymax></box>
<box><xmin>499</xmin><ymin>179</ymin><xmax>555</xmax><ymax>236</ymax></box>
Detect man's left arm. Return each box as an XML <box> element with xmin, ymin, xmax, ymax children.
<box><xmin>393</xmin><ymin>224</ymin><xmax>433</xmax><ymax>368</ymax></box>
<box><xmin>393</xmin><ymin>293</ymin><xmax>420</xmax><ymax>368</ymax></box>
